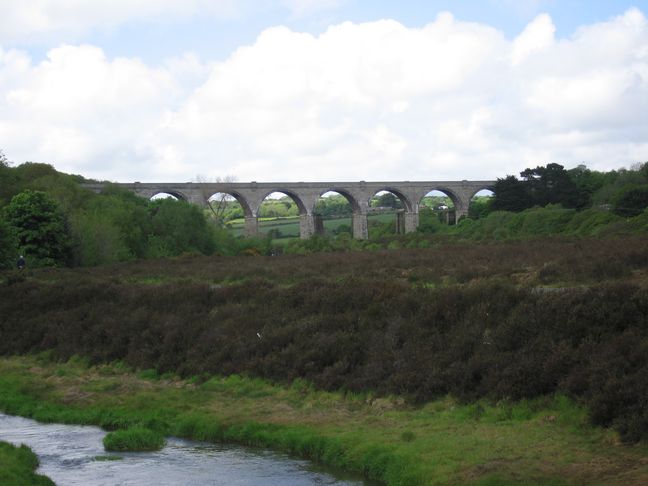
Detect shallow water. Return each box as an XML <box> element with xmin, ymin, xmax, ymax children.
<box><xmin>0</xmin><ymin>413</ymin><xmax>365</xmax><ymax>485</ymax></box>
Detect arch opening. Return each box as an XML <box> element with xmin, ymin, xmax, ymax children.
<box><xmin>419</xmin><ymin>190</ymin><xmax>458</xmax><ymax>227</ymax></box>
<box><xmin>206</xmin><ymin>191</ymin><xmax>251</xmax><ymax>233</ymax></box>
<box><xmin>469</xmin><ymin>189</ymin><xmax>494</xmax><ymax>220</ymax></box>
<box><xmin>150</xmin><ymin>192</ymin><xmax>183</xmax><ymax>202</ymax></box>
<box><xmin>313</xmin><ymin>190</ymin><xmax>357</xmax><ymax>237</ymax></box>
<box><xmin>257</xmin><ymin>191</ymin><xmax>305</xmax><ymax>240</ymax></box>
<box><xmin>367</xmin><ymin>190</ymin><xmax>409</xmax><ymax>238</ymax></box>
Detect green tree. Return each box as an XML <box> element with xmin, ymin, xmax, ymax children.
<box><xmin>372</xmin><ymin>192</ymin><xmax>403</xmax><ymax>209</ymax></box>
<box><xmin>147</xmin><ymin>198</ymin><xmax>215</xmax><ymax>257</ymax></box>
<box><xmin>468</xmin><ymin>196</ymin><xmax>492</xmax><ymax>219</ymax></box>
<box><xmin>315</xmin><ymin>194</ymin><xmax>352</xmax><ymax>217</ymax></box>
<box><xmin>520</xmin><ymin>163</ymin><xmax>580</xmax><ymax>208</ymax></box>
<box><xmin>0</xmin><ymin>151</ymin><xmax>18</xmax><ymax>207</ymax></box>
<box><xmin>0</xmin><ymin>217</ymin><xmax>17</xmax><ymax>268</ymax></box>
<box><xmin>491</xmin><ymin>175</ymin><xmax>532</xmax><ymax>212</ymax></box>
<box><xmin>567</xmin><ymin>164</ymin><xmax>610</xmax><ymax>209</ymax></box>
<box><xmin>86</xmin><ymin>186</ymin><xmax>152</xmax><ymax>259</ymax></box>
<box><xmin>640</xmin><ymin>161</ymin><xmax>648</xmax><ymax>181</ymax></box>
<box><xmin>69</xmin><ymin>211</ymin><xmax>133</xmax><ymax>266</ymax></box>
<box><xmin>612</xmin><ymin>184</ymin><xmax>648</xmax><ymax>217</ymax></box>
<box><xmin>4</xmin><ymin>190</ymin><xmax>71</xmax><ymax>266</ymax></box>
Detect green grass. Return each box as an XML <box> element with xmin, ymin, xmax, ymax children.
<box><xmin>226</xmin><ymin>212</ymin><xmax>398</xmax><ymax>238</ymax></box>
<box><xmin>0</xmin><ymin>441</ymin><xmax>55</xmax><ymax>486</ymax></box>
<box><xmin>0</xmin><ymin>356</ymin><xmax>646</xmax><ymax>485</ymax></box>
<box><xmin>103</xmin><ymin>427</ymin><xmax>166</xmax><ymax>452</ymax></box>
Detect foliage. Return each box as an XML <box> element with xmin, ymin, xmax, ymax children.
<box><xmin>0</xmin><ymin>152</ymin><xmax>18</xmax><ymax>207</ymax></box>
<box><xmin>493</xmin><ymin>164</ymin><xmax>585</xmax><ymax>212</ymax></box>
<box><xmin>0</xmin><ymin>161</ymin><xmax>229</xmax><ymax>266</ymax></box>
<box><xmin>448</xmin><ymin>205</ymin><xmax>630</xmax><ymax>240</ymax></box>
<box><xmin>468</xmin><ymin>196</ymin><xmax>492</xmax><ymax>219</ymax></box>
<box><xmin>491</xmin><ymin>163</ymin><xmax>614</xmax><ymax>212</ymax></box>
<box><xmin>567</xmin><ymin>164</ymin><xmax>612</xmax><ymax>208</ymax></box>
<box><xmin>314</xmin><ymin>194</ymin><xmax>353</xmax><ymax>217</ymax></box>
<box><xmin>612</xmin><ymin>184</ymin><xmax>648</xmax><ymax>217</ymax></box>
<box><xmin>69</xmin><ymin>210</ymin><xmax>133</xmax><ymax>266</ymax></box>
<box><xmin>371</xmin><ymin>192</ymin><xmax>403</xmax><ymax>209</ymax></box>
<box><xmin>520</xmin><ymin>163</ymin><xmax>581</xmax><ymax>207</ymax></box>
<box><xmin>103</xmin><ymin>427</ymin><xmax>166</xmax><ymax>452</ymax></box>
<box><xmin>491</xmin><ymin>175</ymin><xmax>533</xmax><ymax>212</ymax></box>
<box><xmin>591</xmin><ymin>163</ymin><xmax>648</xmax><ymax>206</ymax></box>
<box><xmin>0</xmin><ymin>218</ymin><xmax>17</xmax><ymax>269</ymax></box>
<box><xmin>147</xmin><ymin>198</ymin><xmax>215</xmax><ymax>257</ymax></box>
<box><xmin>0</xmin><ymin>441</ymin><xmax>54</xmax><ymax>486</ymax></box>
<box><xmin>258</xmin><ymin>197</ymin><xmax>299</xmax><ymax>218</ymax></box>
<box><xmin>3</xmin><ymin>190</ymin><xmax>72</xmax><ymax>267</ymax></box>
<box><xmin>69</xmin><ymin>187</ymin><xmax>222</xmax><ymax>265</ymax></box>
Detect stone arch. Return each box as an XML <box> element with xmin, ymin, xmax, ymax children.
<box><xmin>466</xmin><ymin>186</ymin><xmax>495</xmax><ymax>220</ymax></box>
<box><xmin>256</xmin><ymin>189</ymin><xmax>308</xmax><ymax>217</ymax></box>
<box><xmin>149</xmin><ymin>190</ymin><xmax>190</xmax><ymax>202</ymax></box>
<box><xmin>317</xmin><ymin>188</ymin><xmax>360</xmax><ymax>213</ymax></box>
<box><xmin>206</xmin><ymin>190</ymin><xmax>253</xmax><ymax>218</ymax></box>
<box><xmin>419</xmin><ymin>187</ymin><xmax>461</xmax><ymax>209</ymax></box>
<box><xmin>310</xmin><ymin>189</ymin><xmax>360</xmax><ymax>237</ymax></box>
<box><xmin>365</xmin><ymin>187</ymin><xmax>415</xmax><ymax>236</ymax></box>
<box><xmin>419</xmin><ymin>187</ymin><xmax>462</xmax><ymax>225</ymax></box>
<box><xmin>367</xmin><ymin>187</ymin><xmax>414</xmax><ymax>212</ymax></box>
<box><xmin>467</xmin><ymin>185</ymin><xmax>496</xmax><ymax>201</ymax></box>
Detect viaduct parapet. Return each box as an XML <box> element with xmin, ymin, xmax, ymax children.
<box><xmin>82</xmin><ymin>180</ymin><xmax>495</xmax><ymax>240</ymax></box>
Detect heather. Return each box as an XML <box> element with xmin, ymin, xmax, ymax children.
<box><xmin>2</xmin><ymin>237</ymin><xmax>647</xmax><ymax>443</ymax></box>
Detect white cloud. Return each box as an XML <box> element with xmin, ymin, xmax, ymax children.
<box><xmin>0</xmin><ymin>44</ymin><xmax>179</xmax><ymax>179</ymax></box>
<box><xmin>511</xmin><ymin>13</ymin><xmax>555</xmax><ymax>65</ymax></box>
<box><xmin>1</xmin><ymin>8</ymin><xmax>647</xmax><ymax>182</ymax></box>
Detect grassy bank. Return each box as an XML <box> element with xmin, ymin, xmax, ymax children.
<box><xmin>1</xmin><ymin>355</ymin><xmax>647</xmax><ymax>485</ymax></box>
<box><xmin>0</xmin><ymin>440</ymin><xmax>54</xmax><ymax>486</ymax></box>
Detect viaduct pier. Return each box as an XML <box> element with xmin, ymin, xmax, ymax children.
<box><xmin>82</xmin><ymin>180</ymin><xmax>495</xmax><ymax>240</ymax></box>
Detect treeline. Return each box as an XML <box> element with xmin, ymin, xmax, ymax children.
<box><xmin>1</xmin><ymin>242</ymin><xmax>647</xmax><ymax>442</ymax></box>
<box><xmin>2</xmin><ymin>150</ymin><xmax>648</xmax><ymax>267</ymax></box>
<box><xmin>490</xmin><ymin>162</ymin><xmax>648</xmax><ymax>215</ymax></box>
<box><xmin>0</xmin><ymin>156</ymin><xmax>244</xmax><ymax>268</ymax></box>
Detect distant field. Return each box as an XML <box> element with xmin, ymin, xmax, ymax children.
<box><xmin>226</xmin><ymin>212</ymin><xmax>398</xmax><ymax>238</ymax></box>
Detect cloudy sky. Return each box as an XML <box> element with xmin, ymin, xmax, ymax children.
<box><xmin>1</xmin><ymin>0</ymin><xmax>647</xmax><ymax>182</ymax></box>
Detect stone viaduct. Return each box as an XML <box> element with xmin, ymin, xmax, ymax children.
<box><xmin>82</xmin><ymin>180</ymin><xmax>495</xmax><ymax>240</ymax></box>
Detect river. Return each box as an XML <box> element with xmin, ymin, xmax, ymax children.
<box><xmin>0</xmin><ymin>413</ymin><xmax>368</xmax><ymax>485</ymax></box>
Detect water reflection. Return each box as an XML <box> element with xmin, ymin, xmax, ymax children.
<box><xmin>0</xmin><ymin>414</ymin><xmax>365</xmax><ymax>485</ymax></box>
